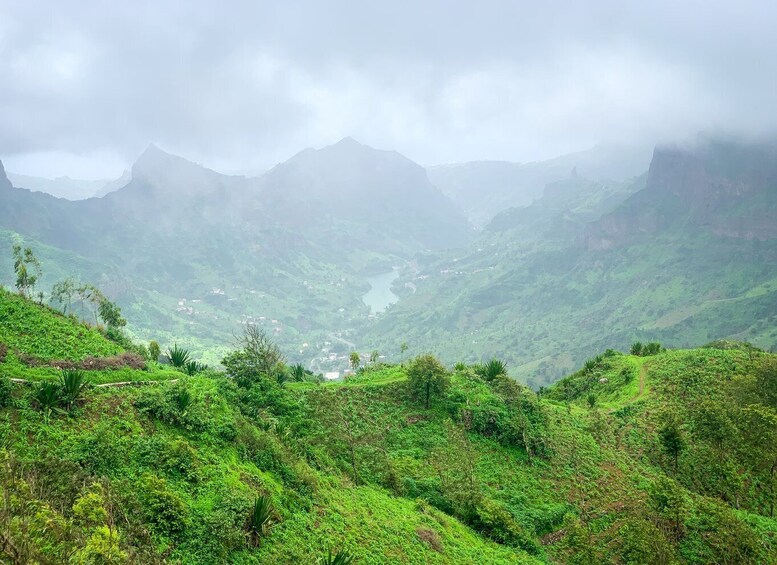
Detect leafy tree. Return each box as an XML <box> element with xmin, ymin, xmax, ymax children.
<box><xmin>12</xmin><ymin>244</ymin><xmax>41</xmax><ymax>298</ymax></box>
<box><xmin>349</xmin><ymin>351</ymin><xmax>361</xmax><ymax>370</ymax></box>
<box><xmin>75</xmin><ymin>283</ymin><xmax>104</xmax><ymax>324</ymax></box>
<box><xmin>400</xmin><ymin>341</ymin><xmax>408</xmax><ymax>363</ymax></box>
<box><xmin>222</xmin><ymin>326</ymin><xmax>285</xmax><ymax>387</ymax></box>
<box><xmin>369</xmin><ymin>350</ymin><xmax>379</xmax><ymax>364</ymax></box>
<box><xmin>51</xmin><ymin>277</ymin><xmax>78</xmax><ymax>314</ymax></box>
<box><xmin>407</xmin><ymin>354</ymin><xmax>450</xmax><ymax>409</ymax></box>
<box><xmin>658</xmin><ymin>417</ymin><xmax>686</xmax><ymax>472</ymax></box>
<box><xmin>98</xmin><ymin>297</ymin><xmax>126</xmax><ymax>329</ymax></box>
<box><xmin>148</xmin><ymin>340</ymin><xmax>161</xmax><ymax>362</ymax></box>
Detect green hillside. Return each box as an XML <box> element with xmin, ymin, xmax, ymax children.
<box><xmin>1</xmin><ymin>292</ymin><xmax>775</xmax><ymax>563</ymax></box>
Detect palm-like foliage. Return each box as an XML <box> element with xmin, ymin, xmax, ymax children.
<box><xmin>174</xmin><ymin>388</ymin><xmax>192</xmax><ymax>416</ymax></box>
<box><xmin>35</xmin><ymin>381</ymin><xmax>60</xmax><ymax>422</ymax></box>
<box><xmin>290</xmin><ymin>363</ymin><xmax>306</xmax><ymax>382</ymax></box>
<box><xmin>480</xmin><ymin>358</ymin><xmax>507</xmax><ymax>381</ymax></box>
<box><xmin>167</xmin><ymin>343</ymin><xmax>191</xmax><ymax>368</ymax></box>
<box><xmin>184</xmin><ymin>360</ymin><xmax>208</xmax><ymax>375</ymax></box>
<box><xmin>246</xmin><ymin>495</ymin><xmax>273</xmax><ymax>546</ymax></box>
<box><xmin>59</xmin><ymin>369</ymin><xmax>88</xmax><ymax>410</ymax></box>
<box><xmin>454</xmin><ymin>361</ymin><xmax>468</xmax><ymax>372</ymax></box>
<box><xmin>321</xmin><ymin>549</ymin><xmax>355</xmax><ymax>565</ymax></box>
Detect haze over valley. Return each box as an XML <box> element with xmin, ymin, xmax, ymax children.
<box><xmin>1</xmin><ymin>2</ymin><xmax>776</xmax><ymax>563</ymax></box>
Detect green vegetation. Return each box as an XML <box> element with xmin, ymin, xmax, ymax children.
<box><xmin>1</xmin><ymin>287</ymin><xmax>776</xmax><ymax>563</ymax></box>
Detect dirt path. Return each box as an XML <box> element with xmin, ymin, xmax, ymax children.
<box><xmin>607</xmin><ymin>363</ymin><xmax>647</xmax><ymax>414</ymax></box>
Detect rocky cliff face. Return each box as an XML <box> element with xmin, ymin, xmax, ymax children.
<box><xmin>584</xmin><ymin>139</ymin><xmax>777</xmax><ymax>250</ymax></box>
<box><xmin>0</xmin><ymin>160</ymin><xmax>11</xmax><ymax>191</ymax></box>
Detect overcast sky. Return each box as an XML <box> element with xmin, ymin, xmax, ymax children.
<box><xmin>1</xmin><ymin>0</ymin><xmax>776</xmax><ymax>179</ymax></box>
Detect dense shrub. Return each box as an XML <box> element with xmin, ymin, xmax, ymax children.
<box><xmin>135</xmin><ymin>473</ymin><xmax>189</xmax><ymax>537</ymax></box>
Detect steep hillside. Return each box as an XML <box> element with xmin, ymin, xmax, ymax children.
<box><xmin>585</xmin><ymin>138</ymin><xmax>777</xmax><ymax>250</ymax></box>
<box><xmin>1</xmin><ymin>296</ymin><xmax>774</xmax><ymax>563</ymax></box>
<box><xmin>0</xmin><ymin>139</ymin><xmax>471</xmax><ymax>365</ymax></box>
<box><xmin>364</xmin><ymin>138</ymin><xmax>777</xmax><ymax>384</ymax></box>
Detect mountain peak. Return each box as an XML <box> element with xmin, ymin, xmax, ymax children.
<box><xmin>0</xmin><ymin>160</ymin><xmax>10</xmax><ymax>190</ymax></box>
<box><xmin>130</xmin><ymin>144</ymin><xmax>215</xmax><ymax>186</ymax></box>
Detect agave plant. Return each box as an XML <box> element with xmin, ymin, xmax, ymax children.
<box><xmin>173</xmin><ymin>387</ymin><xmax>192</xmax><ymax>416</ymax></box>
<box><xmin>289</xmin><ymin>363</ymin><xmax>306</xmax><ymax>382</ymax></box>
<box><xmin>454</xmin><ymin>361</ymin><xmax>468</xmax><ymax>372</ymax></box>
<box><xmin>60</xmin><ymin>369</ymin><xmax>88</xmax><ymax>411</ymax></box>
<box><xmin>480</xmin><ymin>358</ymin><xmax>508</xmax><ymax>381</ymax></box>
<box><xmin>167</xmin><ymin>343</ymin><xmax>191</xmax><ymax>368</ymax></box>
<box><xmin>246</xmin><ymin>495</ymin><xmax>273</xmax><ymax>547</ymax></box>
<box><xmin>184</xmin><ymin>360</ymin><xmax>208</xmax><ymax>376</ymax></box>
<box><xmin>35</xmin><ymin>381</ymin><xmax>60</xmax><ymax>423</ymax></box>
<box><xmin>583</xmin><ymin>359</ymin><xmax>597</xmax><ymax>373</ymax></box>
<box><xmin>321</xmin><ymin>549</ymin><xmax>355</xmax><ymax>565</ymax></box>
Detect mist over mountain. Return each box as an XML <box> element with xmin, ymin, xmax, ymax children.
<box><xmin>3</xmin><ymin>3</ymin><xmax>777</xmax><ymax>564</ymax></box>
<box><xmin>428</xmin><ymin>144</ymin><xmax>652</xmax><ymax>226</ymax></box>
<box><xmin>5</xmin><ymin>173</ymin><xmax>110</xmax><ymax>200</ymax></box>
<box><xmin>364</xmin><ymin>136</ymin><xmax>777</xmax><ymax>384</ymax></box>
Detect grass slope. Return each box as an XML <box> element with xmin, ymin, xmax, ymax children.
<box><xmin>0</xmin><ymin>292</ymin><xmax>775</xmax><ymax>563</ymax></box>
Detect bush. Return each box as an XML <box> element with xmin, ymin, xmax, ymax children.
<box><xmin>148</xmin><ymin>340</ymin><xmax>161</xmax><ymax>362</ymax></box>
<box><xmin>471</xmin><ymin>498</ymin><xmax>540</xmax><ymax>554</ymax></box>
<box><xmin>136</xmin><ymin>473</ymin><xmax>189</xmax><ymax>537</ymax></box>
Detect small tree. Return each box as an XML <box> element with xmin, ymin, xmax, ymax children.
<box><xmin>98</xmin><ymin>297</ymin><xmax>126</xmax><ymax>330</ymax></box>
<box><xmin>370</xmin><ymin>350</ymin><xmax>379</xmax><ymax>364</ymax></box>
<box><xmin>222</xmin><ymin>325</ymin><xmax>285</xmax><ymax>387</ymax></box>
<box><xmin>630</xmin><ymin>341</ymin><xmax>643</xmax><ymax>356</ymax></box>
<box><xmin>148</xmin><ymin>341</ymin><xmax>161</xmax><ymax>362</ymax></box>
<box><xmin>349</xmin><ymin>352</ymin><xmax>361</xmax><ymax>370</ymax></box>
<box><xmin>658</xmin><ymin>417</ymin><xmax>686</xmax><ymax>472</ymax></box>
<box><xmin>400</xmin><ymin>342</ymin><xmax>408</xmax><ymax>363</ymax></box>
<box><xmin>12</xmin><ymin>244</ymin><xmax>41</xmax><ymax>298</ymax></box>
<box><xmin>51</xmin><ymin>278</ymin><xmax>77</xmax><ymax>314</ymax></box>
<box><xmin>407</xmin><ymin>354</ymin><xmax>450</xmax><ymax>409</ymax></box>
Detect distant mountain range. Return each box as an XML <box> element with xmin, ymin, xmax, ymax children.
<box><xmin>0</xmin><ymin>138</ymin><xmax>472</xmax><ymax>365</ymax></box>
<box><xmin>1</xmin><ymin>136</ymin><xmax>774</xmax><ymax>382</ymax></box>
<box><xmin>365</xmin><ymin>137</ymin><xmax>777</xmax><ymax>384</ymax></box>
<box><xmin>6</xmin><ymin>170</ymin><xmax>130</xmax><ymax>201</ymax></box>
<box><xmin>428</xmin><ymin>143</ymin><xmax>652</xmax><ymax>227</ymax></box>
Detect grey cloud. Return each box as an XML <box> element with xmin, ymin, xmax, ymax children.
<box><xmin>1</xmin><ymin>0</ymin><xmax>776</xmax><ymax>178</ymax></box>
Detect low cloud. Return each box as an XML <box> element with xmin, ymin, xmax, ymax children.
<box><xmin>1</xmin><ymin>0</ymin><xmax>775</xmax><ymax>178</ymax></box>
